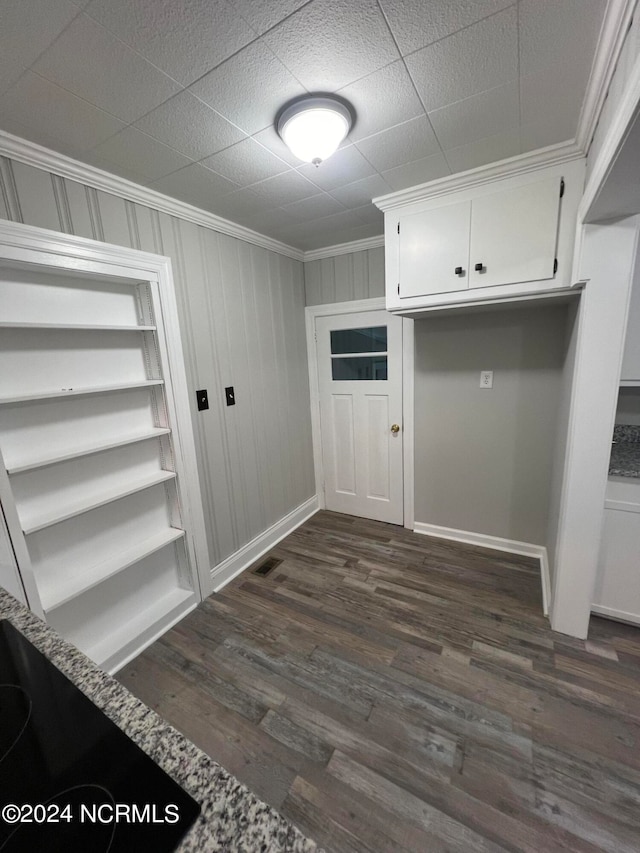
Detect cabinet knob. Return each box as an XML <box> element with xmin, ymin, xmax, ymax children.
<box><xmin>474</xmin><ymin>262</ymin><xmax>484</xmax><ymax>272</ymax></box>
<box><xmin>454</xmin><ymin>266</ymin><xmax>464</xmax><ymax>276</ymax></box>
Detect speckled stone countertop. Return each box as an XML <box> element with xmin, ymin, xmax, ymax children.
<box><xmin>0</xmin><ymin>588</ymin><xmax>317</xmax><ymax>853</ymax></box>
<box><xmin>609</xmin><ymin>425</ymin><xmax>640</xmax><ymax>478</ymax></box>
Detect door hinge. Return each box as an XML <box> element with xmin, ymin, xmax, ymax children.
<box><xmin>559</xmin><ymin>178</ymin><xmax>565</xmax><ymax>198</ymax></box>
<box><xmin>553</xmin><ymin>258</ymin><xmax>558</xmax><ymax>275</ymax></box>
<box><xmin>397</xmin><ymin>222</ymin><xmax>400</xmax><ymax>234</ymax></box>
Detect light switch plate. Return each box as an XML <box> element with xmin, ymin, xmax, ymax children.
<box><xmin>480</xmin><ymin>371</ymin><xmax>493</xmax><ymax>389</ymax></box>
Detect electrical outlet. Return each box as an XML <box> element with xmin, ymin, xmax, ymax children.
<box><xmin>480</xmin><ymin>371</ymin><xmax>493</xmax><ymax>389</ymax></box>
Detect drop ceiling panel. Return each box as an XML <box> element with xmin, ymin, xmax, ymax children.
<box><xmin>381</xmin><ymin>152</ymin><xmax>451</xmax><ymax>191</ymax></box>
<box><xmin>355</xmin><ymin>115</ymin><xmax>441</xmax><ymax>172</ymax></box>
<box><xmin>378</xmin><ymin>0</ymin><xmax>515</xmax><ymax>57</ymax></box>
<box><xmin>229</xmin><ymin>0</ymin><xmax>310</xmax><ymax>35</ymax></box>
<box><xmin>428</xmin><ymin>81</ymin><xmax>520</xmax><ymax>151</ymax></box>
<box><xmin>189</xmin><ymin>40</ymin><xmax>305</xmax><ymax>135</ymax></box>
<box><xmin>133</xmin><ymin>92</ymin><xmax>248</xmax><ymax>161</ymax></box>
<box><xmin>84</xmin><ymin>0</ymin><xmax>257</xmax><ymax>86</ymax></box>
<box><xmin>263</xmin><ymin>0</ymin><xmax>400</xmax><ymax>91</ymax></box>
<box><xmin>32</xmin><ymin>14</ymin><xmax>180</xmax><ymax>122</ymax></box>
<box><xmin>200</xmin><ymin>137</ymin><xmax>289</xmax><ymax>186</ymax></box>
<box><xmin>405</xmin><ymin>7</ymin><xmax>518</xmax><ymax>112</ymax></box>
<box><xmin>0</xmin><ymin>0</ymin><xmax>80</xmax><ymax>95</ymax></box>
<box><xmin>338</xmin><ymin>60</ymin><xmax>425</xmax><ymax>142</ymax></box>
<box><xmin>0</xmin><ymin>72</ymin><xmax>126</xmax><ymax>154</ymax></box>
<box><xmin>92</xmin><ymin>127</ymin><xmax>193</xmax><ymax>182</ymax></box>
<box><xmin>0</xmin><ymin>0</ymin><xmax>609</xmax><ymax>251</ymax></box>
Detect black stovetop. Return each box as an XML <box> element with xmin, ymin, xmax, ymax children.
<box><xmin>0</xmin><ymin>620</ymin><xmax>200</xmax><ymax>852</ymax></box>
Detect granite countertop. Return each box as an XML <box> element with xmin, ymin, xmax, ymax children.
<box><xmin>0</xmin><ymin>588</ymin><xmax>316</xmax><ymax>853</ymax></box>
<box><xmin>609</xmin><ymin>425</ymin><xmax>640</xmax><ymax>479</ymax></box>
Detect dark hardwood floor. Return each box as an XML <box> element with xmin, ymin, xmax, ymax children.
<box><xmin>118</xmin><ymin>511</ymin><xmax>640</xmax><ymax>852</ymax></box>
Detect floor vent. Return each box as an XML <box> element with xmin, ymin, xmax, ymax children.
<box><xmin>253</xmin><ymin>556</ymin><xmax>282</xmax><ymax>576</ymax></box>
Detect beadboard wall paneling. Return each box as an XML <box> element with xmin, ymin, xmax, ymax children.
<box><xmin>587</xmin><ymin>12</ymin><xmax>640</xmax><ymax>181</ymax></box>
<box><xmin>0</xmin><ymin>157</ymin><xmax>315</xmax><ymax>570</ymax></box>
<box><xmin>304</xmin><ymin>245</ymin><xmax>384</xmax><ymax>305</ymax></box>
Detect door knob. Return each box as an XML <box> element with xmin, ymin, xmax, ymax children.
<box><xmin>390</xmin><ymin>424</ymin><xmax>400</xmax><ymax>434</ymax></box>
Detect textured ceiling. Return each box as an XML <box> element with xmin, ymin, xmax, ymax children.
<box><xmin>0</xmin><ymin>0</ymin><xmax>607</xmax><ymax>251</ymax></box>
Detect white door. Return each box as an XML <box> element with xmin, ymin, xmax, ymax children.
<box><xmin>316</xmin><ymin>310</ymin><xmax>403</xmax><ymax>524</ymax></box>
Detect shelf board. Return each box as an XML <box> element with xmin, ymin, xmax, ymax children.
<box><xmin>40</xmin><ymin>527</ymin><xmax>186</xmax><ymax>613</ymax></box>
<box><xmin>7</xmin><ymin>428</ymin><xmax>172</xmax><ymax>474</ymax></box>
<box><xmin>620</xmin><ymin>380</ymin><xmax>640</xmax><ymax>387</ymax></box>
<box><xmin>0</xmin><ymin>322</ymin><xmax>156</xmax><ymax>331</ymax></box>
<box><xmin>82</xmin><ymin>586</ymin><xmax>196</xmax><ymax>672</ymax></box>
<box><xmin>0</xmin><ymin>379</ymin><xmax>164</xmax><ymax>406</ymax></box>
<box><xmin>21</xmin><ymin>469</ymin><xmax>177</xmax><ymax>534</ymax></box>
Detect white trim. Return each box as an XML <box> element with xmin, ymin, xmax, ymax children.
<box><xmin>591</xmin><ymin>603</ymin><xmax>640</xmax><ymax>626</ymax></box>
<box><xmin>303</xmin><ymin>235</ymin><xmax>384</xmax><ymax>262</ymax></box>
<box><xmin>576</xmin><ymin>0</ymin><xmax>638</xmax><ymax>152</ymax></box>
<box><xmin>211</xmin><ymin>495</ymin><xmax>319</xmax><ymax>591</ymax></box>
<box><xmin>305</xmin><ymin>297</ymin><xmax>387</xmax><ymax>511</ymax></box>
<box><xmin>413</xmin><ymin>522</ymin><xmax>550</xmax><ymax>615</ymax></box>
<box><xmin>402</xmin><ymin>317</ymin><xmax>414</xmax><ymax>530</ymax></box>
<box><xmin>581</xmin><ymin>50</ymin><xmax>640</xmax><ymax>222</ymax></box>
<box><xmin>373</xmin><ymin>141</ymin><xmax>583</xmax><ymax>212</ymax></box>
<box><xmin>0</xmin><ymin>130</ymin><xmax>304</xmax><ymax>262</ymax></box>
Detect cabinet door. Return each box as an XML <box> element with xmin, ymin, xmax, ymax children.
<box><xmin>469</xmin><ymin>177</ymin><xmax>561</xmax><ymax>289</ymax></box>
<box><xmin>399</xmin><ymin>200</ymin><xmax>470</xmax><ymax>297</ymax></box>
<box><xmin>621</xmin><ymin>252</ymin><xmax>640</xmax><ymax>382</ymax></box>
<box><xmin>594</xmin><ymin>505</ymin><xmax>640</xmax><ymax>622</ymax></box>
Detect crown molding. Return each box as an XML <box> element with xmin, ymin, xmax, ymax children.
<box><xmin>0</xmin><ymin>130</ymin><xmax>305</xmax><ymax>262</ymax></box>
<box><xmin>373</xmin><ymin>140</ymin><xmax>584</xmax><ymax>212</ymax></box>
<box><xmin>575</xmin><ymin>0</ymin><xmax>638</xmax><ymax>152</ymax></box>
<box><xmin>302</xmin><ymin>234</ymin><xmax>384</xmax><ymax>262</ymax></box>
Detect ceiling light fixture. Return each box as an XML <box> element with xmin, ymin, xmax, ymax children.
<box><xmin>276</xmin><ymin>95</ymin><xmax>353</xmax><ymax>167</ymax></box>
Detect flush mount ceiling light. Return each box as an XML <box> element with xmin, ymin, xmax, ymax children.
<box><xmin>276</xmin><ymin>95</ymin><xmax>353</xmax><ymax>167</ymax></box>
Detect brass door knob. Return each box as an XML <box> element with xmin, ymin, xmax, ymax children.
<box><xmin>390</xmin><ymin>424</ymin><xmax>400</xmax><ymax>434</ymax></box>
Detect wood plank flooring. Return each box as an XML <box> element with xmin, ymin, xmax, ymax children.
<box><xmin>118</xmin><ymin>511</ymin><xmax>640</xmax><ymax>852</ymax></box>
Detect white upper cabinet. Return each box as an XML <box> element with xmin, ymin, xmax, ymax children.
<box><xmin>377</xmin><ymin>159</ymin><xmax>585</xmax><ymax>314</ymax></box>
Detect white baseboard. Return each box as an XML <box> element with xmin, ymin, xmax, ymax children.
<box><xmin>413</xmin><ymin>522</ymin><xmax>550</xmax><ymax>616</ymax></box>
<box><xmin>591</xmin><ymin>604</ymin><xmax>640</xmax><ymax>626</ymax></box>
<box><xmin>210</xmin><ymin>495</ymin><xmax>319</xmax><ymax>592</ymax></box>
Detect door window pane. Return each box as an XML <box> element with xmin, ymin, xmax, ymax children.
<box><xmin>330</xmin><ymin>326</ymin><xmax>387</xmax><ymax>354</ymax></box>
<box><xmin>331</xmin><ymin>356</ymin><xmax>387</xmax><ymax>380</ymax></box>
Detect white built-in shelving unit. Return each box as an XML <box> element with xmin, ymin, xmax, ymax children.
<box><xmin>0</xmin><ymin>222</ymin><xmax>210</xmax><ymax>673</ymax></box>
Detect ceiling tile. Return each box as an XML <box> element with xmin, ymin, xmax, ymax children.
<box><xmin>251</xmin><ymin>126</ymin><xmax>302</xmax><ymax>167</ymax></box>
<box><xmin>0</xmin><ymin>71</ymin><xmax>125</xmax><ymax>154</ymax></box>
<box><xmin>381</xmin><ymin>152</ymin><xmax>450</xmax><ymax>191</ymax></box>
<box><xmin>249</xmin><ymin>169</ymin><xmax>319</xmax><ymax>205</ymax></box>
<box><xmin>0</xmin><ymin>0</ymin><xmax>81</xmax><ymax>92</ymax></box>
<box><xmin>190</xmin><ymin>40</ymin><xmax>305</xmax><ymax>135</ymax></box>
<box><xmin>378</xmin><ymin>0</ymin><xmax>514</xmax><ymax>56</ymax></box>
<box><xmin>230</xmin><ymin>0</ymin><xmax>309</xmax><ymax>35</ymax></box>
<box><xmin>445</xmin><ymin>127</ymin><xmax>521</xmax><ymax>173</ymax></box>
<box><xmin>338</xmin><ymin>60</ymin><xmax>424</xmax><ymax>142</ymax></box>
<box><xmin>84</xmin><ymin>0</ymin><xmax>256</xmax><ymax>86</ymax></box>
<box><xmin>350</xmin><ymin>203</ymin><xmax>383</xmax><ymax>226</ymax></box>
<box><xmin>405</xmin><ymin>6</ymin><xmax>517</xmax><ymax>112</ymax></box>
<box><xmin>210</xmin><ymin>187</ymin><xmax>275</xmax><ymax>220</ymax></box>
<box><xmin>520</xmin><ymin>57</ymin><xmax>591</xmax><ymax>130</ymax></box>
<box><xmin>133</xmin><ymin>92</ymin><xmax>247</xmax><ymax>161</ymax></box>
<box><xmin>520</xmin><ymin>116</ymin><xmax>576</xmax><ymax>153</ymax></box>
<box><xmin>91</xmin><ymin>127</ymin><xmax>192</xmax><ymax>181</ymax></box>
<box><xmin>263</xmin><ymin>0</ymin><xmax>399</xmax><ymax>91</ymax></box>
<box><xmin>429</xmin><ymin>80</ymin><xmax>519</xmax><ymax>151</ymax></box>
<box><xmin>329</xmin><ymin>174</ymin><xmax>393</xmax><ymax>208</ymax></box>
<box><xmin>201</xmin><ymin>137</ymin><xmax>289</xmax><ymax>186</ymax></box>
<box><xmin>151</xmin><ymin>163</ymin><xmax>239</xmax><ymax>211</ymax></box>
<box><xmin>281</xmin><ymin>193</ymin><xmax>345</xmax><ymax>221</ymax></box>
<box><xmin>33</xmin><ymin>14</ymin><xmax>180</xmax><ymax>122</ymax></box>
<box><xmin>519</xmin><ymin>0</ymin><xmax>606</xmax><ymax>78</ymax></box>
<box><xmin>355</xmin><ymin>115</ymin><xmax>441</xmax><ymax>172</ymax></box>
<box><xmin>297</xmin><ymin>145</ymin><xmax>376</xmax><ymax>191</ymax></box>
<box><xmin>82</xmin><ymin>150</ymin><xmax>154</xmax><ymax>185</ymax></box>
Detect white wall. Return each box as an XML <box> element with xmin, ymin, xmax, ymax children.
<box><xmin>304</xmin><ymin>246</ymin><xmax>384</xmax><ymax>305</ymax></box>
<box><xmin>413</xmin><ymin>305</ymin><xmax>571</xmax><ymax>547</ymax></box>
<box><xmin>0</xmin><ymin>156</ymin><xmax>316</xmax><ymax>572</ymax></box>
